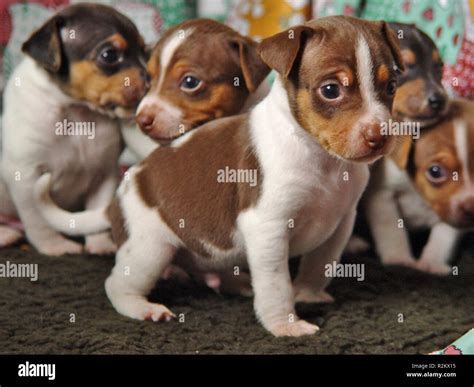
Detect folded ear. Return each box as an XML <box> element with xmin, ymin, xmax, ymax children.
<box><xmin>229</xmin><ymin>36</ymin><xmax>270</xmax><ymax>93</ymax></box>
<box><xmin>389</xmin><ymin>135</ymin><xmax>413</xmax><ymax>169</ymax></box>
<box><xmin>22</xmin><ymin>16</ymin><xmax>64</xmax><ymax>73</ymax></box>
<box><xmin>258</xmin><ymin>25</ymin><xmax>314</xmax><ymax>79</ymax></box>
<box><xmin>381</xmin><ymin>21</ymin><xmax>405</xmax><ymax>73</ymax></box>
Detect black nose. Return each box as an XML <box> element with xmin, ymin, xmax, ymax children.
<box><xmin>428</xmin><ymin>93</ymin><xmax>446</xmax><ymax>112</ymax></box>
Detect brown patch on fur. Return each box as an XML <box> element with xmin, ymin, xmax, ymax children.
<box><xmin>295</xmin><ymin>88</ymin><xmax>361</xmax><ymax>157</ymax></box>
<box><xmin>337</xmin><ymin>69</ymin><xmax>354</xmax><ymax>86</ymax></box>
<box><xmin>109</xmin><ymin>33</ymin><xmax>128</xmax><ymax>50</ymax></box>
<box><xmin>136</xmin><ymin>115</ymin><xmax>261</xmax><ymax>257</ymax></box>
<box><xmin>163</xmin><ymin>61</ymin><xmax>248</xmax><ymax>128</ymax></box>
<box><xmin>147</xmin><ymin>52</ymin><xmax>160</xmax><ymax>79</ymax></box>
<box><xmin>393</xmin><ymin>78</ymin><xmax>426</xmax><ymax>118</ymax></box>
<box><xmin>107</xmin><ymin>198</ymin><xmax>128</xmax><ymax>247</ymax></box>
<box><xmin>401</xmin><ymin>49</ymin><xmax>416</xmax><ymax>66</ymax></box>
<box><xmin>389</xmin><ymin>135</ymin><xmax>413</xmax><ymax>169</ymax></box>
<box><xmin>377</xmin><ymin>64</ymin><xmax>389</xmax><ymax>83</ymax></box>
<box><xmin>66</xmin><ymin>60</ymin><xmax>146</xmax><ymax>108</ymax></box>
<box><xmin>432</xmin><ymin>50</ymin><xmax>441</xmax><ymax>62</ymax></box>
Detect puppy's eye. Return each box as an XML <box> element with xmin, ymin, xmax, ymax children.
<box><xmin>180</xmin><ymin>75</ymin><xmax>202</xmax><ymax>92</ymax></box>
<box><xmin>386</xmin><ymin>80</ymin><xmax>397</xmax><ymax>96</ymax></box>
<box><xmin>320</xmin><ymin>83</ymin><xmax>341</xmax><ymax>100</ymax></box>
<box><xmin>426</xmin><ymin>163</ymin><xmax>447</xmax><ymax>185</ymax></box>
<box><xmin>99</xmin><ymin>48</ymin><xmax>121</xmax><ymax>65</ymax></box>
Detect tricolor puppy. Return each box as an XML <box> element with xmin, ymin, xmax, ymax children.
<box><xmin>122</xmin><ymin>18</ymin><xmax>270</xmax><ymax>160</ymax></box>
<box><xmin>35</xmin><ymin>16</ymin><xmax>404</xmax><ymax>336</ymax></box>
<box><xmin>364</xmin><ymin>23</ymin><xmax>454</xmax><ymax>273</ymax></box>
<box><xmin>367</xmin><ymin>99</ymin><xmax>474</xmax><ymax>274</ymax></box>
<box><xmin>389</xmin><ymin>22</ymin><xmax>448</xmax><ymax>125</ymax></box>
<box><xmin>0</xmin><ymin>4</ymin><xmax>148</xmax><ymax>255</ymax></box>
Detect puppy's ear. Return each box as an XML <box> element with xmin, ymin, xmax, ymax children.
<box><xmin>229</xmin><ymin>36</ymin><xmax>270</xmax><ymax>93</ymax></box>
<box><xmin>381</xmin><ymin>21</ymin><xmax>405</xmax><ymax>73</ymax></box>
<box><xmin>22</xmin><ymin>16</ymin><xmax>64</xmax><ymax>73</ymax></box>
<box><xmin>389</xmin><ymin>135</ymin><xmax>413</xmax><ymax>169</ymax></box>
<box><xmin>258</xmin><ymin>25</ymin><xmax>314</xmax><ymax>79</ymax></box>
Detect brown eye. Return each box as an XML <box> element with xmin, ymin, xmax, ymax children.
<box><xmin>386</xmin><ymin>80</ymin><xmax>397</xmax><ymax>96</ymax></box>
<box><xmin>180</xmin><ymin>75</ymin><xmax>202</xmax><ymax>92</ymax></box>
<box><xmin>426</xmin><ymin>163</ymin><xmax>447</xmax><ymax>185</ymax></box>
<box><xmin>99</xmin><ymin>48</ymin><xmax>121</xmax><ymax>65</ymax></box>
<box><xmin>320</xmin><ymin>83</ymin><xmax>341</xmax><ymax>99</ymax></box>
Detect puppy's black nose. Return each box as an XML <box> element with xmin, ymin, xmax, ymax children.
<box><xmin>428</xmin><ymin>94</ymin><xmax>446</xmax><ymax>112</ymax></box>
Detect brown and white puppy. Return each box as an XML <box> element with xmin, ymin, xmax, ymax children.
<box><xmin>364</xmin><ymin>23</ymin><xmax>456</xmax><ymax>273</ymax></box>
<box><xmin>369</xmin><ymin>100</ymin><xmax>474</xmax><ymax>274</ymax></box>
<box><xmin>35</xmin><ymin>16</ymin><xmax>404</xmax><ymax>336</ymax></box>
<box><xmin>0</xmin><ymin>4</ymin><xmax>148</xmax><ymax>255</ymax></box>
<box><xmin>122</xmin><ymin>18</ymin><xmax>270</xmax><ymax>160</ymax></box>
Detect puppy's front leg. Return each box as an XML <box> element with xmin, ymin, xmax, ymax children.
<box><xmin>84</xmin><ymin>174</ymin><xmax>117</xmax><ymax>255</ymax></box>
<box><xmin>242</xmin><ymin>219</ymin><xmax>318</xmax><ymax>337</ymax></box>
<box><xmin>105</xmin><ymin>233</ymin><xmax>176</xmax><ymax>322</ymax></box>
<box><xmin>416</xmin><ymin>223</ymin><xmax>461</xmax><ymax>275</ymax></box>
<box><xmin>293</xmin><ymin>209</ymin><xmax>357</xmax><ymax>304</ymax></box>
<box><xmin>5</xmin><ymin>174</ymin><xmax>82</xmax><ymax>255</ymax></box>
<box><xmin>365</xmin><ymin>189</ymin><xmax>416</xmax><ymax>267</ymax></box>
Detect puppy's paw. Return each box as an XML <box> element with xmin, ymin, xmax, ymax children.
<box><xmin>0</xmin><ymin>226</ymin><xmax>23</xmax><ymax>247</ymax></box>
<box><xmin>36</xmin><ymin>237</ymin><xmax>83</xmax><ymax>256</ymax></box>
<box><xmin>269</xmin><ymin>320</ymin><xmax>320</xmax><ymax>337</ymax></box>
<box><xmin>141</xmin><ymin>303</ymin><xmax>176</xmax><ymax>322</ymax></box>
<box><xmin>294</xmin><ymin>287</ymin><xmax>334</xmax><ymax>304</ymax></box>
<box><xmin>85</xmin><ymin>233</ymin><xmax>116</xmax><ymax>255</ymax></box>
<box><xmin>415</xmin><ymin>259</ymin><xmax>452</xmax><ymax>275</ymax></box>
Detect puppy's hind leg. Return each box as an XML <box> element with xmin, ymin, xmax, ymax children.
<box><xmin>105</xmin><ymin>233</ymin><xmax>177</xmax><ymax>322</ymax></box>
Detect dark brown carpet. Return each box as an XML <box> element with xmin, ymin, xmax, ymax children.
<box><xmin>0</xmin><ymin>235</ymin><xmax>472</xmax><ymax>354</ymax></box>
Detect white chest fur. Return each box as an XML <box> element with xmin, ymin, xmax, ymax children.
<box><xmin>242</xmin><ymin>78</ymin><xmax>369</xmax><ymax>256</ymax></box>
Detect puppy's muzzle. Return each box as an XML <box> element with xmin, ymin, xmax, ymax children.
<box><xmin>362</xmin><ymin>122</ymin><xmax>388</xmax><ymax>150</ymax></box>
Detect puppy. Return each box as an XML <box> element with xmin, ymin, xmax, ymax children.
<box><xmin>389</xmin><ymin>23</ymin><xmax>448</xmax><ymax>126</ymax></box>
<box><xmin>122</xmin><ymin>18</ymin><xmax>270</xmax><ymax>160</ymax></box>
<box><xmin>367</xmin><ymin>100</ymin><xmax>474</xmax><ymax>274</ymax></box>
<box><xmin>0</xmin><ymin>4</ymin><xmax>148</xmax><ymax>255</ymax></box>
<box><xmin>30</xmin><ymin>18</ymin><xmax>270</xmax><ymax>292</ymax></box>
<box><xmin>36</xmin><ymin>16</ymin><xmax>405</xmax><ymax>336</ymax></box>
<box><xmin>364</xmin><ymin>23</ymin><xmax>454</xmax><ymax>273</ymax></box>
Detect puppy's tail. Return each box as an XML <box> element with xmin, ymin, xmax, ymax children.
<box><xmin>34</xmin><ymin>173</ymin><xmax>110</xmax><ymax>236</ymax></box>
